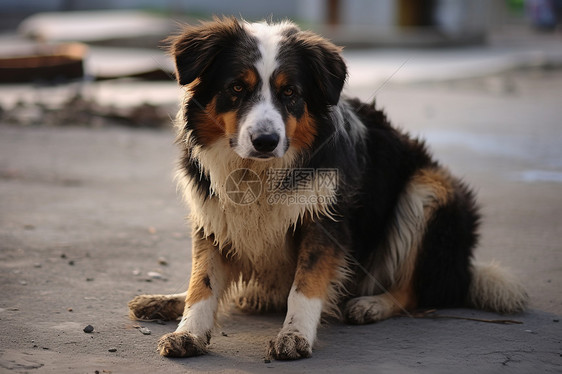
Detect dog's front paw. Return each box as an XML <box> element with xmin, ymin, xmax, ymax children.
<box><xmin>128</xmin><ymin>295</ymin><xmax>184</xmax><ymax>321</ymax></box>
<box><xmin>157</xmin><ymin>332</ymin><xmax>207</xmax><ymax>358</ymax></box>
<box><xmin>267</xmin><ymin>330</ymin><xmax>312</xmax><ymax>360</ymax></box>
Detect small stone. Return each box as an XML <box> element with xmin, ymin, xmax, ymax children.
<box><xmin>61</xmin><ymin>253</ymin><xmax>67</xmax><ymax>259</ymax></box>
<box><xmin>86</xmin><ymin>278</ymin><xmax>94</xmax><ymax>282</ymax></box>
<box><xmin>138</xmin><ymin>327</ymin><xmax>151</xmax><ymax>335</ymax></box>
<box><xmin>68</xmin><ymin>260</ymin><xmax>75</xmax><ymax>266</ymax></box>
<box><xmin>132</xmin><ymin>269</ymin><xmax>141</xmax><ymax>276</ymax></box>
<box><xmin>83</xmin><ymin>325</ymin><xmax>94</xmax><ymax>333</ymax></box>
<box><xmin>148</xmin><ymin>226</ymin><xmax>157</xmax><ymax>235</ymax></box>
<box><xmin>157</xmin><ymin>257</ymin><xmax>168</xmax><ymax>266</ymax></box>
<box><xmin>147</xmin><ymin>271</ymin><xmax>163</xmax><ymax>279</ymax></box>
<box><xmin>221</xmin><ymin>331</ymin><xmax>228</xmax><ymax>337</ymax></box>
<box><xmin>34</xmin><ymin>263</ymin><xmax>42</xmax><ymax>268</ymax></box>
<box><xmin>67</xmin><ymin>308</ymin><xmax>73</xmax><ymax>312</ymax></box>
<box><xmin>553</xmin><ymin>319</ymin><xmax>559</xmax><ymax>323</ymax></box>
<box><xmin>108</xmin><ymin>348</ymin><xmax>117</xmax><ymax>352</ymax></box>
<box><xmin>19</xmin><ymin>280</ymin><xmax>28</xmax><ymax>286</ymax></box>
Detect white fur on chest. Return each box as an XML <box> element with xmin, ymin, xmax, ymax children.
<box><xmin>179</xmin><ymin>138</ymin><xmax>337</xmax><ymax>267</ymax></box>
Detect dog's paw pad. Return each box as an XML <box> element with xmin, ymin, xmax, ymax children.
<box><xmin>267</xmin><ymin>331</ymin><xmax>312</xmax><ymax>360</ymax></box>
<box><xmin>344</xmin><ymin>296</ymin><xmax>392</xmax><ymax>325</ymax></box>
<box><xmin>157</xmin><ymin>332</ymin><xmax>207</xmax><ymax>358</ymax></box>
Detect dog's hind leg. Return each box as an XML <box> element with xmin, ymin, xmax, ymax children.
<box><xmin>345</xmin><ymin>168</ymin><xmax>458</xmax><ymax>324</ymax></box>
<box><xmin>128</xmin><ymin>292</ymin><xmax>186</xmax><ymax>321</ymax></box>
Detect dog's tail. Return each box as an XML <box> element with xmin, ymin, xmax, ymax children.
<box><xmin>468</xmin><ymin>261</ymin><xmax>529</xmax><ymax>314</ymax></box>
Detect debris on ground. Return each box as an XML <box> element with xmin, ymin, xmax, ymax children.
<box><xmin>147</xmin><ymin>271</ymin><xmax>165</xmax><ymax>280</ymax></box>
<box><xmin>0</xmin><ymin>91</ymin><xmax>173</xmax><ymax>129</ymax></box>
<box><xmin>83</xmin><ymin>325</ymin><xmax>94</xmax><ymax>333</ymax></box>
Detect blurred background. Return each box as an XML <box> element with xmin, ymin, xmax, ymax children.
<box><xmin>0</xmin><ymin>0</ymin><xmax>561</xmax><ymax>126</ymax></box>
<box><xmin>1</xmin><ymin>0</ymin><xmax>561</xmax><ymax>125</ymax></box>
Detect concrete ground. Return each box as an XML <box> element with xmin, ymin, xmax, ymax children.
<box><xmin>1</xmin><ymin>31</ymin><xmax>562</xmax><ymax>373</ymax></box>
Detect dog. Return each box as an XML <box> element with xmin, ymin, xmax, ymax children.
<box><xmin>128</xmin><ymin>17</ymin><xmax>528</xmax><ymax>360</ymax></box>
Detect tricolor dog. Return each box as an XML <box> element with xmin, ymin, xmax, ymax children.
<box><xmin>129</xmin><ymin>17</ymin><xmax>528</xmax><ymax>360</ymax></box>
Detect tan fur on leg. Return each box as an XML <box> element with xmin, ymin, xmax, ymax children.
<box><xmin>345</xmin><ymin>285</ymin><xmax>416</xmax><ymax>324</ymax></box>
<box><xmin>159</xmin><ymin>231</ymin><xmax>235</xmax><ymax>358</ymax></box>
<box><xmin>128</xmin><ymin>293</ymin><xmax>186</xmax><ymax>321</ymax></box>
<box><xmin>268</xmin><ymin>221</ymin><xmax>348</xmax><ymax>360</ymax></box>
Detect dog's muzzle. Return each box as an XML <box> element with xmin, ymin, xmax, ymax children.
<box><xmin>234</xmin><ymin>110</ymin><xmax>287</xmax><ymax>160</ymax></box>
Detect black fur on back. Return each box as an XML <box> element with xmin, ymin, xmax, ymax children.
<box><xmin>343</xmin><ymin>98</ymin><xmax>435</xmax><ymax>262</ymax></box>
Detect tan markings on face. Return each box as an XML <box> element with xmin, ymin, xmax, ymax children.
<box><xmin>273</xmin><ymin>71</ymin><xmax>289</xmax><ymax>91</ymax></box>
<box><xmin>242</xmin><ymin>68</ymin><xmax>258</xmax><ymax>90</ymax></box>
<box><xmin>287</xmin><ymin>105</ymin><xmax>317</xmax><ymax>150</ymax></box>
<box><xmin>221</xmin><ymin>111</ymin><xmax>237</xmax><ymax>136</ymax></box>
<box><xmin>193</xmin><ymin>96</ymin><xmax>238</xmax><ymax>145</ymax></box>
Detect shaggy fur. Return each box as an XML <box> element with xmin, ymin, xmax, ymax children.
<box><xmin>128</xmin><ymin>17</ymin><xmax>528</xmax><ymax>360</ymax></box>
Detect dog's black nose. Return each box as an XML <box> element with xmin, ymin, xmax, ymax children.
<box><xmin>251</xmin><ymin>133</ymin><xmax>280</xmax><ymax>153</ymax></box>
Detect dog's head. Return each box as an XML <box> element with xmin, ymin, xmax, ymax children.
<box><xmin>169</xmin><ymin>17</ymin><xmax>347</xmax><ymax>160</ymax></box>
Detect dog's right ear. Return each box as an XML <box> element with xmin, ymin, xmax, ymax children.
<box><xmin>168</xmin><ymin>17</ymin><xmax>243</xmax><ymax>86</ymax></box>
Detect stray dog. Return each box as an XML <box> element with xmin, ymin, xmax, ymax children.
<box><xmin>129</xmin><ymin>17</ymin><xmax>528</xmax><ymax>360</ymax></box>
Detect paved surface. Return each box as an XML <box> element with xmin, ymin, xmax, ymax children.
<box><xmin>1</xmin><ymin>26</ymin><xmax>562</xmax><ymax>374</ymax></box>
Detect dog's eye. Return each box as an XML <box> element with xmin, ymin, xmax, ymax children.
<box><xmin>283</xmin><ymin>87</ymin><xmax>294</xmax><ymax>97</ymax></box>
<box><xmin>231</xmin><ymin>84</ymin><xmax>245</xmax><ymax>94</ymax></box>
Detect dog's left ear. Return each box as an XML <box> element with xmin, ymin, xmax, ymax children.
<box><xmin>293</xmin><ymin>32</ymin><xmax>347</xmax><ymax>106</ymax></box>
<box><xmin>168</xmin><ymin>17</ymin><xmax>243</xmax><ymax>86</ymax></box>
